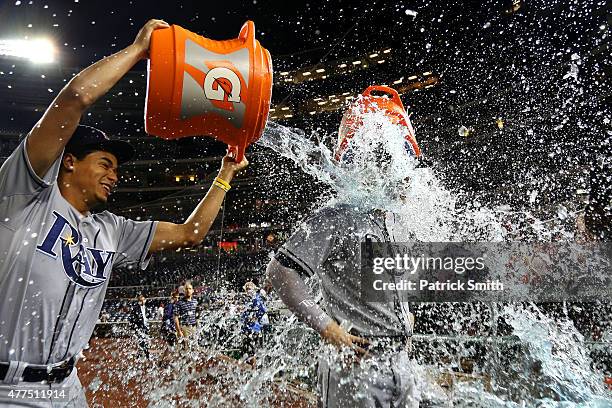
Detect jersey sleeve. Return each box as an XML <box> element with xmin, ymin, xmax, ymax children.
<box><xmin>0</xmin><ymin>136</ymin><xmax>61</xmax><ymax>198</ymax></box>
<box><xmin>109</xmin><ymin>214</ymin><xmax>158</xmax><ymax>270</ymax></box>
<box><xmin>275</xmin><ymin>207</ymin><xmax>343</xmax><ymax>278</ymax></box>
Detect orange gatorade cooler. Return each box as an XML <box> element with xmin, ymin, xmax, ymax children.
<box><xmin>335</xmin><ymin>85</ymin><xmax>421</xmax><ymax>162</ymax></box>
<box><xmin>145</xmin><ymin>21</ymin><xmax>273</xmax><ymax>162</ymax></box>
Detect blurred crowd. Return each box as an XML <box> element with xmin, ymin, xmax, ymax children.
<box><xmin>98</xmin><ymin>278</ymin><xmax>274</xmax><ymax>366</ymax></box>
<box><xmin>109</xmin><ymin>251</ymin><xmax>271</xmax><ymax>288</ymax></box>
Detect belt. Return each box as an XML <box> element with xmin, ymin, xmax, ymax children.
<box><xmin>349</xmin><ymin>330</ymin><xmax>411</xmax><ymax>354</ymax></box>
<box><xmin>0</xmin><ymin>358</ymin><xmax>75</xmax><ymax>384</ymax></box>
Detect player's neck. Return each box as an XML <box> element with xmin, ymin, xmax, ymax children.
<box><xmin>58</xmin><ymin>177</ymin><xmax>92</xmax><ymax>215</ymax></box>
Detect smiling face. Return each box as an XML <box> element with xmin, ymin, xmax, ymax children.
<box><xmin>61</xmin><ymin>150</ymin><xmax>119</xmax><ymax>210</ymax></box>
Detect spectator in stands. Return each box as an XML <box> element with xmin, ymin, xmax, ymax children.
<box><xmin>99</xmin><ymin>311</ymin><xmax>110</xmax><ymax>323</ymax></box>
<box><xmin>159</xmin><ymin>290</ymin><xmax>180</xmax><ymax>366</ymax></box>
<box><xmin>97</xmin><ymin>310</ymin><xmax>113</xmax><ymax>338</ymax></box>
<box><xmin>157</xmin><ymin>302</ymin><xmax>165</xmax><ymax>321</ymax></box>
<box><xmin>258</xmin><ymin>282</ymin><xmax>272</xmax><ymax>334</ymax></box>
<box><xmin>240</xmin><ymin>281</ymin><xmax>267</xmax><ymax>365</ymax></box>
<box><xmin>129</xmin><ymin>294</ymin><xmax>150</xmax><ymax>360</ymax></box>
<box><xmin>174</xmin><ymin>282</ymin><xmax>198</xmax><ymax>349</ymax></box>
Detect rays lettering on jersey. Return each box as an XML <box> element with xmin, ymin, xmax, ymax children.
<box><xmin>36</xmin><ymin>211</ymin><xmax>115</xmax><ymax>288</ymax></box>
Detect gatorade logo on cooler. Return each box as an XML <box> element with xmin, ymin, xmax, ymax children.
<box><xmin>145</xmin><ymin>21</ymin><xmax>273</xmax><ymax>162</ymax></box>
<box><xmin>204</xmin><ymin>67</ymin><xmax>241</xmax><ymax>102</ymax></box>
<box><xmin>180</xmin><ymin>39</ymin><xmax>249</xmax><ymax>128</ymax></box>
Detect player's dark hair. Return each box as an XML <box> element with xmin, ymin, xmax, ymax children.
<box><xmin>64</xmin><ymin>149</ymin><xmax>100</xmax><ymax>161</ymax></box>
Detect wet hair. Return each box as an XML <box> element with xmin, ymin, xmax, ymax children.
<box><xmin>64</xmin><ymin>148</ymin><xmax>102</xmax><ymax>161</ymax></box>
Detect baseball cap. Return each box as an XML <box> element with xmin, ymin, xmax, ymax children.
<box><xmin>65</xmin><ymin>125</ymin><xmax>135</xmax><ymax>164</ymax></box>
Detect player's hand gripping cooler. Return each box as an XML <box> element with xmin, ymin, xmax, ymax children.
<box><xmin>144</xmin><ymin>21</ymin><xmax>273</xmax><ymax>162</ymax></box>
<box><xmin>334</xmin><ymin>85</ymin><xmax>422</xmax><ymax>162</ymax></box>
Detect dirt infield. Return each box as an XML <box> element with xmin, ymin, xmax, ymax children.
<box><xmin>77</xmin><ymin>337</ymin><xmax>315</xmax><ymax>407</ymax></box>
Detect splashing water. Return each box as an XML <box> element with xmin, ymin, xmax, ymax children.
<box><xmin>258</xmin><ymin>111</ymin><xmax>505</xmax><ymax>242</ymax></box>
<box><xmin>253</xmin><ymin>116</ymin><xmax>610</xmax><ymax>406</ymax></box>
<box><xmin>85</xmin><ymin>117</ymin><xmax>610</xmax><ymax>407</ymax></box>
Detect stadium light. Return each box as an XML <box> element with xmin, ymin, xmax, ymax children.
<box><xmin>0</xmin><ymin>38</ymin><xmax>56</xmax><ymax>63</ymax></box>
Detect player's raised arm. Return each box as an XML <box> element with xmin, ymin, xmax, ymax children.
<box><xmin>148</xmin><ymin>152</ymin><xmax>248</xmax><ymax>253</ymax></box>
<box><xmin>26</xmin><ymin>19</ymin><xmax>169</xmax><ymax>179</ymax></box>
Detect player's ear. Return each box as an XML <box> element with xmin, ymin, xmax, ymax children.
<box><xmin>62</xmin><ymin>153</ymin><xmax>76</xmax><ymax>172</ymax></box>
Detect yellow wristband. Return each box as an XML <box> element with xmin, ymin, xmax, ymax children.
<box><xmin>214</xmin><ymin>177</ymin><xmax>231</xmax><ymax>190</ymax></box>
<box><xmin>213</xmin><ymin>181</ymin><xmax>229</xmax><ymax>192</ymax></box>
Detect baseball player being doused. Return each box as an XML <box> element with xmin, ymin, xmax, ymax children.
<box><xmin>0</xmin><ymin>19</ymin><xmax>247</xmax><ymax>407</ymax></box>
<box><xmin>267</xmin><ymin>86</ymin><xmax>424</xmax><ymax>408</ymax></box>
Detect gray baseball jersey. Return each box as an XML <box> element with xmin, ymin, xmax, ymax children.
<box><xmin>0</xmin><ymin>137</ymin><xmax>157</xmax><ymax>367</ymax></box>
<box><xmin>275</xmin><ymin>204</ymin><xmax>413</xmax><ymax>337</ymax></box>
<box><xmin>318</xmin><ymin>349</ymin><xmax>420</xmax><ymax>408</ymax></box>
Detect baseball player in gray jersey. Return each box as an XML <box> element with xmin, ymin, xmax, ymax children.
<box><xmin>267</xmin><ymin>88</ymin><xmax>422</xmax><ymax>407</ymax></box>
<box><xmin>0</xmin><ymin>19</ymin><xmax>247</xmax><ymax>407</ymax></box>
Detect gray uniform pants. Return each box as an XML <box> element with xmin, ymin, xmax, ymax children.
<box><xmin>0</xmin><ymin>366</ymin><xmax>87</xmax><ymax>407</ymax></box>
<box><xmin>317</xmin><ymin>350</ymin><xmax>420</xmax><ymax>408</ymax></box>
